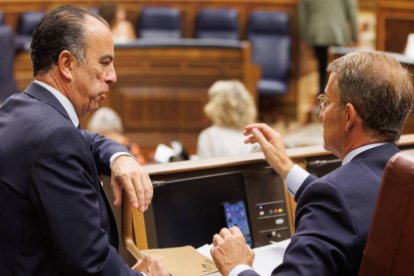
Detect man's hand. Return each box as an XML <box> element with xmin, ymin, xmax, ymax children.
<box><xmin>111</xmin><ymin>155</ymin><xmax>153</xmax><ymax>212</ymax></box>
<box><xmin>244</xmin><ymin>123</ymin><xmax>294</xmax><ymax>179</ymax></box>
<box><xmin>133</xmin><ymin>254</ymin><xmax>169</xmax><ymax>276</ymax></box>
<box><xmin>210</xmin><ymin>227</ymin><xmax>255</xmax><ymax>276</ymax></box>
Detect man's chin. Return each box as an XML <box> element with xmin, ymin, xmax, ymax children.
<box><xmin>87</xmin><ymin>99</ymin><xmax>103</xmax><ymax>113</ymax></box>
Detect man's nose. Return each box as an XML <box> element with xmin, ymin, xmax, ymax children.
<box><xmin>318</xmin><ymin>109</ymin><xmax>324</xmax><ymax>120</ymax></box>
<box><xmin>106</xmin><ymin>65</ymin><xmax>117</xmax><ymax>84</ymax></box>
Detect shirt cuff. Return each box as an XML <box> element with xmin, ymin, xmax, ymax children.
<box><xmin>109</xmin><ymin>152</ymin><xmax>135</xmax><ymax>169</ymax></box>
<box><xmin>229</xmin><ymin>264</ymin><xmax>254</xmax><ymax>276</ymax></box>
<box><xmin>285</xmin><ymin>164</ymin><xmax>310</xmax><ymax>196</ymax></box>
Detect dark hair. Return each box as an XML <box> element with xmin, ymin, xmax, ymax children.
<box><xmin>328</xmin><ymin>51</ymin><xmax>414</xmax><ymax>142</ymax></box>
<box><xmin>30</xmin><ymin>5</ymin><xmax>108</xmax><ymax>76</ymax></box>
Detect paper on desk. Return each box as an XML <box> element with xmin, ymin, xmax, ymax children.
<box><xmin>197</xmin><ymin>239</ymin><xmax>290</xmax><ymax>276</ymax></box>
<box><xmin>253</xmin><ymin>239</ymin><xmax>290</xmax><ymax>275</ymax></box>
<box><xmin>144</xmin><ymin>245</ymin><xmax>217</xmax><ymax>276</ymax></box>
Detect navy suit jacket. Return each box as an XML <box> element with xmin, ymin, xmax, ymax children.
<box><xmin>240</xmin><ymin>143</ymin><xmax>399</xmax><ymax>276</ymax></box>
<box><xmin>0</xmin><ymin>82</ymin><xmax>142</xmax><ymax>275</ymax></box>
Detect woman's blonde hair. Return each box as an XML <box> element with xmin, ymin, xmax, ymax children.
<box><xmin>204</xmin><ymin>80</ymin><xmax>257</xmax><ymax>130</ymax></box>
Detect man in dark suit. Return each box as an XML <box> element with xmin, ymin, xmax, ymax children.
<box><xmin>0</xmin><ymin>25</ymin><xmax>18</xmax><ymax>104</ymax></box>
<box><xmin>210</xmin><ymin>51</ymin><xmax>414</xmax><ymax>275</ymax></box>
<box><xmin>0</xmin><ymin>5</ymin><xmax>167</xmax><ymax>275</ymax></box>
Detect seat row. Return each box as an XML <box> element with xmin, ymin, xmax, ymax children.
<box><xmin>0</xmin><ymin>8</ymin><xmax>291</xmax><ymax>97</ymax></box>
<box><xmin>134</xmin><ymin>7</ymin><xmax>292</xmax><ymax>96</ymax></box>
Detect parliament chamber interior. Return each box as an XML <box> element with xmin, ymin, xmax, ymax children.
<box><xmin>1</xmin><ymin>0</ymin><xmax>414</xmax><ymax>275</ymax></box>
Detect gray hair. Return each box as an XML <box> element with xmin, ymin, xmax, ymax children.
<box><xmin>328</xmin><ymin>51</ymin><xmax>413</xmax><ymax>142</ymax></box>
<box><xmin>87</xmin><ymin>107</ymin><xmax>123</xmax><ymax>133</ymax></box>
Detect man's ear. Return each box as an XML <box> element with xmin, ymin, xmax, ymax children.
<box><xmin>57</xmin><ymin>50</ymin><xmax>75</xmax><ymax>81</ymax></box>
<box><xmin>345</xmin><ymin>103</ymin><xmax>359</xmax><ymax>131</ymax></box>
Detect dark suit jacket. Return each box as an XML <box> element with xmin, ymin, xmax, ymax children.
<box><xmin>0</xmin><ymin>25</ymin><xmax>18</xmax><ymax>103</ymax></box>
<box><xmin>240</xmin><ymin>143</ymin><xmax>399</xmax><ymax>276</ymax></box>
<box><xmin>0</xmin><ymin>82</ymin><xmax>142</xmax><ymax>275</ymax></box>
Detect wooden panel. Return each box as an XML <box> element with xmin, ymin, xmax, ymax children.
<box><xmin>113</xmin><ymin>46</ymin><xmax>245</xmax><ymax>88</ymax></box>
<box><xmin>119</xmin><ymin>87</ymin><xmax>208</xmax><ymax>132</ymax></box>
<box><xmin>14</xmin><ymin>52</ymin><xmax>32</xmax><ymax>90</ymax></box>
<box><xmin>112</xmin><ymin>43</ymin><xmax>258</xmax><ymax>135</ymax></box>
<box><xmin>358</xmin><ymin>0</ymin><xmax>376</xmax><ymax>11</ymax></box>
<box><xmin>14</xmin><ymin>41</ymin><xmax>260</xmax><ymax>152</ymax></box>
<box><xmin>377</xmin><ymin>0</ymin><xmax>414</xmax><ymax>52</ymax></box>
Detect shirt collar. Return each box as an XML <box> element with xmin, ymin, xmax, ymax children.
<box><xmin>34</xmin><ymin>80</ymin><xmax>79</xmax><ymax>128</ymax></box>
<box><xmin>342</xmin><ymin>143</ymin><xmax>386</xmax><ymax>165</ymax></box>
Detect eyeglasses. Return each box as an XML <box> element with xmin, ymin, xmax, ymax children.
<box><xmin>317</xmin><ymin>94</ymin><xmax>339</xmax><ymax>112</ymax></box>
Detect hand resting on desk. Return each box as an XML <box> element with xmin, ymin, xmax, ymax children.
<box><xmin>211</xmin><ymin>227</ymin><xmax>255</xmax><ymax>276</ymax></box>
<box><xmin>132</xmin><ymin>254</ymin><xmax>169</xmax><ymax>276</ymax></box>
<box><xmin>111</xmin><ymin>155</ymin><xmax>153</xmax><ymax>212</ymax></box>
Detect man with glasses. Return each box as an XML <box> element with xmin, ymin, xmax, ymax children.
<box><xmin>210</xmin><ymin>51</ymin><xmax>414</xmax><ymax>276</ymax></box>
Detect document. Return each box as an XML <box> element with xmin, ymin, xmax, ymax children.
<box><xmin>197</xmin><ymin>239</ymin><xmax>290</xmax><ymax>275</ymax></box>
<box><xmin>144</xmin><ymin>245</ymin><xmax>218</xmax><ymax>276</ymax></box>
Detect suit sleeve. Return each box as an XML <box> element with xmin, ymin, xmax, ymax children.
<box><xmin>273</xmin><ymin>180</ymin><xmax>360</xmax><ymax>276</ymax></box>
<box><xmin>80</xmin><ymin>130</ymin><xmax>129</xmax><ymax>176</ymax></box>
<box><xmin>30</xmin><ymin>127</ymin><xmax>142</xmax><ymax>275</ymax></box>
<box><xmin>294</xmin><ymin>174</ymin><xmax>317</xmax><ymax>202</ymax></box>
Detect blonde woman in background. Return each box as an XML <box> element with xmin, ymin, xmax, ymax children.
<box><xmin>197</xmin><ymin>80</ymin><xmax>257</xmax><ymax>158</ymax></box>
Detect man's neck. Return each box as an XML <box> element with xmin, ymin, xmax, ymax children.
<box><xmin>35</xmin><ymin>73</ymin><xmax>70</xmax><ymax>99</ymax></box>
<box><xmin>342</xmin><ymin>142</ymin><xmax>387</xmax><ymax>165</ymax></box>
<box><xmin>33</xmin><ymin>79</ymin><xmax>79</xmax><ymax>128</ymax></box>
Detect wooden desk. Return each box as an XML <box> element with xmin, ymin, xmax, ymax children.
<box><xmin>128</xmin><ymin>134</ymin><xmax>414</xmax><ymax>250</ymax></box>
<box><xmin>113</xmin><ymin>39</ymin><xmax>259</xmax><ymax>131</ymax></box>
<box><xmin>376</xmin><ymin>0</ymin><xmax>414</xmax><ymax>53</ymax></box>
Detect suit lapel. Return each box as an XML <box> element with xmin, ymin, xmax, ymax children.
<box><xmin>24</xmin><ymin>81</ymin><xmax>71</xmax><ymax>122</ymax></box>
